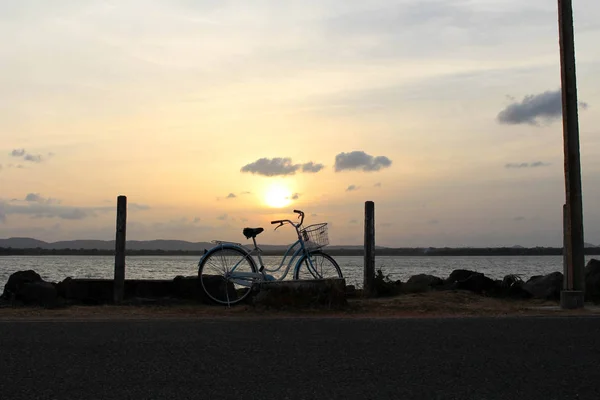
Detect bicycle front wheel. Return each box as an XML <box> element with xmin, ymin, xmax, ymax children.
<box><xmin>294</xmin><ymin>251</ymin><xmax>343</xmax><ymax>280</ymax></box>
<box><xmin>199</xmin><ymin>247</ymin><xmax>258</xmax><ymax>305</ymax></box>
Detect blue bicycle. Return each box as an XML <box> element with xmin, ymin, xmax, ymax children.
<box><xmin>198</xmin><ymin>210</ymin><xmax>343</xmax><ymax>305</ymax></box>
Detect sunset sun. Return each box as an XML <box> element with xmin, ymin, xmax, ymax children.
<box><xmin>264</xmin><ymin>184</ymin><xmax>292</xmax><ymax>208</ymax></box>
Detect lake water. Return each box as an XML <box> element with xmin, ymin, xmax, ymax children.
<box><xmin>1</xmin><ymin>254</ymin><xmax>595</xmax><ymax>290</ymax></box>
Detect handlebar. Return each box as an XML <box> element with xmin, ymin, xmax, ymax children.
<box><xmin>270</xmin><ymin>210</ymin><xmax>305</xmax><ymax>230</ymax></box>
<box><xmin>293</xmin><ymin>210</ymin><xmax>305</xmax><ymax>226</ymax></box>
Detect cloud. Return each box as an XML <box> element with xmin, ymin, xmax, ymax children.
<box><xmin>10</xmin><ymin>148</ymin><xmax>44</xmax><ymax>163</ymax></box>
<box><xmin>1</xmin><ymin>201</ymin><xmax>98</xmax><ymax>220</ymax></box>
<box><xmin>25</xmin><ymin>193</ymin><xmax>43</xmax><ymax>202</ymax></box>
<box><xmin>24</xmin><ymin>193</ymin><xmax>60</xmax><ymax>205</ymax></box>
<box><xmin>240</xmin><ymin>157</ymin><xmax>324</xmax><ymax>177</ymax></box>
<box><xmin>335</xmin><ymin>151</ymin><xmax>392</xmax><ymax>172</ymax></box>
<box><xmin>497</xmin><ymin>90</ymin><xmax>589</xmax><ymax>125</ymax></box>
<box><xmin>302</xmin><ymin>162</ymin><xmax>325</xmax><ymax>173</ymax></box>
<box><xmin>217</xmin><ymin>213</ymin><xmax>228</xmax><ymax>220</ymax></box>
<box><xmin>10</xmin><ymin>149</ymin><xmax>25</xmax><ymax>157</ymax></box>
<box><xmin>0</xmin><ymin>195</ymin><xmax>150</xmax><ymax>221</ymax></box>
<box><xmin>346</xmin><ymin>185</ymin><xmax>359</xmax><ymax>192</ymax></box>
<box><xmin>24</xmin><ymin>153</ymin><xmax>43</xmax><ymax>163</ymax></box>
<box><xmin>226</xmin><ymin>193</ymin><xmax>237</xmax><ymax>199</ymax></box>
<box><xmin>240</xmin><ymin>157</ymin><xmax>300</xmax><ymax>176</ymax></box>
<box><xmin>505</xmin><ymin>161</ymin><xmax>551</xmax><ymax>169</ymax></box>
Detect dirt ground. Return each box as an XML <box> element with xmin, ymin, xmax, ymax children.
<box><xmin>1</xmin><ymin>290</ymin><xmax>599</xmax><ymax>320</ymax></box>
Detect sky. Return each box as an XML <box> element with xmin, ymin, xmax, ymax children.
<box><xmin>1</xmin><ymin>0</ymin><xmax>600</xmax><ymax>248</ymax></box>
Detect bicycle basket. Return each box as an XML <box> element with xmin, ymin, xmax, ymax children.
<box><xmin>300</xmin><ymin>223</ymin><xmax>329</xmax><ymax>249</ymax></box>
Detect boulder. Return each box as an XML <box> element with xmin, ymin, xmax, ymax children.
<box><xmin>403</xmin><ymin>274</ymin><xmax>444</xmax><ymax>293</ymax></box>
<box><xmin>499</xmin><ymin>274</ymin><xmax>531</xmax><ymax>299</ymax></box>
<box><xmin>373</xmin><ymin>270</ymin><xmax>402</xmax><ymax>297</ymax></box>
<box><xmin>523</xmin><ymin>272</ymin><xmax>563</xmax><ymax>300</ymax></box>
<box><xmin>501</xmin><ymin>274</ymin><xmax>522</xmax><ymax>288</ymax></box>
<box><xmin>56</xmin><ymin>278</ymin><xmax>113</xmax><ymax>304</ymax></box>
<box><xmin>17</xmin><ymin>281</ymin><xmax>58</xmax><ymax>307</ymax></box>
<box><xmin>345</xmin><ymin>285</ymin><xmax>357</xmax><ymax>298</ymax></box>
<box><xmin>173</xmin><ymin>276</ymin><xmax>214</xmax><ymax>303</ymax></box>
<box><xmin>1</xmin><ymin>270</ymin><xmax>44</xmax><ymax>300</ymax></box>
<box><xmin>125</xmin><ymin>280</ymin><xmax>173</xmax><ymax>299</ymax></box>
<box><xmin>446</xmin><ymin>269</ymin><xmax>480</xmax><ymax>284</ymax></box>
<box><xmin>1</xmin><ymin>270</ymin><xmax>59</xmax><ymax>307</ymax></box>
<box><xmin>252</xmin><ymin>278</ymin><xmax>346</xmax><ymax>308</ymax></box>
<box><xmin>455</xmin><ymin>272</ymin><xmax>499</xmax><ymax>295</ymax></box>
<box><xmin>199</xmin><ymin>275</ymin><xmax>239</xmax><ymax>304</ymax></box>
<box><xmin>585</xmin><ymin>259</ymin><xmax>600</xmax><ymax>302</ymax></box>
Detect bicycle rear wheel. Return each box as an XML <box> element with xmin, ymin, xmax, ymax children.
<box><xmin>294</xmin><ymin>251</ymin><xmax>343</xmax><ymax>280</ymax></box>
<box><xmin>199</xmin><ymin>247</ymin><xmax>258</xmax><ymax>305</ymax></box>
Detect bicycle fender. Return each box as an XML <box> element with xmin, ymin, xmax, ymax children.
<box><xmin>198</xmin><ymin>243</ymin><xmax>253</xmax><ymax>266</ymax></box>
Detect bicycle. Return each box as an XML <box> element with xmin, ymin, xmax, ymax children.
<box><xmin>197</xmin><ymin>209</ymin><xmax>343</xmax><ymax>305</ymax></box>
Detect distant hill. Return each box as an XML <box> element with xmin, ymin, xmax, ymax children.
<box><xmin>0</xmin><ymin>237</ymin><xmax>48</xmax><ymax>249</ymax></box>
<box><xmin>585</xmin><ymin>242</ymin><xmax>599</xmax><ymax>248</ymax></box>
<box><xmin>0</xmin><ymin>237</ymin><xmax>381</xmax><ymax>252</ymax></box>
<box><xmin>3</xmin><ymin>237</ymin><xmax>600</xmax><ymax>257</ymax></box>
<box><xmin>0</xmin><ymin>237</ymin><xmax>230</xmax><ymax>251</ymax></box>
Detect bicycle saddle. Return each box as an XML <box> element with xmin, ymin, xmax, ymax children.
<box><xmin>242</xmin><ymin>227</ymin><xmax>264</xmax><ymax>239</ymax></box>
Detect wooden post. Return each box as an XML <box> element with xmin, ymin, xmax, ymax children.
<box><xmin>114</xmin><ymin>195</ymin><xmax>127</xmax><ymax>304</ymax></box>
<box><xmin>364</xmin><ymin>201</ymin><xmax>375</xmax><ymax>297</ymax></box>
<box><xmin>563</xmin><ymin>204</ymin><xmax>570</xmax><ymax>289</ymax></box>
<box><xmin>558</xmin><ymin>0</ymin><xmax>585</xmax><ymax>309</ymax></box>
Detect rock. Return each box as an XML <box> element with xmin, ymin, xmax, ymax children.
<box><xmin>523</xmin><ymin>272</ymin><xmax>563</xmax><ymax>300</ymax></box>
<box><xmin>126</xmin><ymin>280</ymin><xmax>172</xmax><ymax>299</ymax></box>
<box><xmin>1</xmin><ymin>270</ymin><xmax>44</xmax><ymax>300</ymax></box>
<box><xmin>499</xmin><ymin>274</ymin><xmax>531</xmax><ymax>299</ymax></box>
<box><xmin>447</xmin><ymin>269</ymin><xmax>480</xmax><ymax>284</ymax></box>
<box><xmin>17</xmin><ymin>281</ymin><xmax>58</xmax><ymax>307</ymax></box>
<box><xmin>455</xmin><ymin>272</ymin><xmax>499</xmax><ymax>295</ymax></box>
<box><xmin>403</xmin><ymin>274</ymin><xmax>444</xmax><ymax>293</ymax></box>
<box><xmin>200</xmin><ymin>275</ymin><xmax>239</xmax><ymax>304</ymax></box>
<box><xmin>56</xmin><ymin>278</ymin><xmax>113</xmax><ymax>304</ymax></box>
<box><xmin>585</xmin><ymin>259</ymin><xmax>600</xmax><ymax>302</ymax></box>
<box><xmin>252</xmin><ymin>278</ymin><xmax>346</xmax><ymax>308</ymax></box>
<box><xmin>1</xmin><ymin>270</ymin><xmax>60</xmax><ymax>307</ymax></box>
<box><xmin>173</xmin><ymin>276</ymin><xmax>212</xmax><ymax>303</ymax></box>
<box><xmin>501</xmin><ymin>274</ymin><xmax>522</xmax><ymax>288</ymax></box>
<box><xmin>345</xmin><ymin>285</ymin><xmax>357</xmax><ymax>297</ymax></box>
<box><xmin>373</xmin><ymin>270</ymin><xmax>402</xmax><ymax>297</ymax></box>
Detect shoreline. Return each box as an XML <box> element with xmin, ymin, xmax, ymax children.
<box><xmin>3</xmin><ymin>247</ymin><xmax>600</xmax><ymax>257</ymax></box>
<box><xmin>2</xmin><ymin>291</ymin><xmax>600</xmax><ymax>321</ymax></box>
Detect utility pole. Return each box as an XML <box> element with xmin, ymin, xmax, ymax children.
<box><xmin>558</xmin><ymin>0</ymin><xmax>585</xmax><ymax>309</ymax></box>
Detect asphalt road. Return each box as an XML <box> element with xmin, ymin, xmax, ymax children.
<box><xmin>1</xmin><ymin>316</ymin><xmax>600</xmax><ymax>400</ymax></box>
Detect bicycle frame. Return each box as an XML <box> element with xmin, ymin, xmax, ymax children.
<box><xmin>198</xmin><ymin>222</ymin><xmax>322</xmax><ymax>285</ymax></box>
